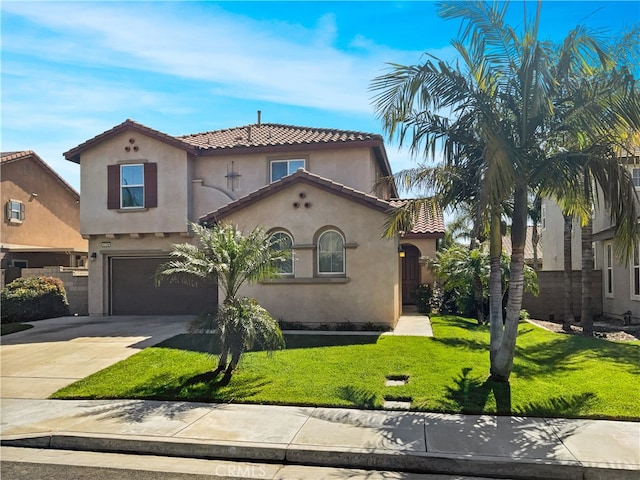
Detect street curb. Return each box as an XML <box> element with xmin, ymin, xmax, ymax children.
<box><xmin>3</xmin><ymin>433</ymin><xmax>638</xmax><ymax>480</ymax></box>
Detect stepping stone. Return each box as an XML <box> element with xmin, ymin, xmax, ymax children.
<box><xmin>385</xmin><ymin>375</ymin><xmax>409</xmax><ymax>387</ymax></box>
<box><xmin>383</xmin><ymin>400</ymin><xmax>412</xmax><ymax>410</ymax></box>
<box><xmin>383</xmin><ymin>395</ymin><xmax>412</xmax><ymax>410</ymax></box>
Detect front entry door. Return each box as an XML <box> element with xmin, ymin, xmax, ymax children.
<box><xmin>401</xmin><ymin>245</ymin><xmax>421</xmax><ymax>304</ymax></box>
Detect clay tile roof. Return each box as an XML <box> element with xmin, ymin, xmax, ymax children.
<box><xmin>388</xmin><ymin>199</ymin><xmax>445</xmax><ymax>237</ymax></box>
<box><xmin>179</xmin><ymin>123</ymin><xmax>382</xmax><ymax>150</ymax></box>
<box><xmin>1</xmin><ymin>150</ymin><xmax>34</xmax><ymax>163</ymax></box>
<box><xmin>200</xmin><ymin>169</ymin><xmax>391</xmax><ymax>225</ymax></box>
<box><xmin>502</xmin><ymin>226</ymin><xmax>542</xmax><ymax>262</ymax></box>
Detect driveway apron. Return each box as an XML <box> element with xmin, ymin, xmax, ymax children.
<box><xmin>1</xmin><ymin>316</ymin><xmax>191</xmax><ymax>399</ymax></box>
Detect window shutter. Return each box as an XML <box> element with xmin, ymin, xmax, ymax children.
<box><xmin>5</xmin><ymin>201</ymin><xmax>10</xmax><ymax>221</ymax></box>
<box><xmin>20</xmin><ymin>203</ymin><xmax>25</xmax><ymax>221</ymax></box>
<box><xmin>107</xmin><ymin>165</ymin><xmax>120</xmax><ymax>209</ymax></box>
<box><xmin>144</xmin><ymin>163</ymin><xmax>157</xmax><ymax>208</ymax></box>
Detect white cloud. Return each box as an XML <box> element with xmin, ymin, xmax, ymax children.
<box><xmin>1</xmin><ymin>2</ymin><xmax>429</xmax><ymax>115</ymax></box>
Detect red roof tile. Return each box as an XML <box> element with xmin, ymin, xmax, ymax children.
<box><xmin>180</xmin><ymin>123</ymin><xmax>383</xmax><ymax>150</ymax></box>
<box><xmin>389</xmin><ymin>199</ymin><xmax>445</xmax><ymax>236</ymax></box>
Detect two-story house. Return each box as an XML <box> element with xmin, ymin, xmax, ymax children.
<box><xmin>1</xmin><ymin>151</ymin><xmax>87</xmax><ymax>284</ymax></box>
<box><xmin>64</xmin><ymin>119</ymin><xmax>444</xmax><ymax>326</ymax></box>
<box><xmin>540</xmin><ymin>149</ymin><xmax>640</xmax><ymax>322</ymax></box>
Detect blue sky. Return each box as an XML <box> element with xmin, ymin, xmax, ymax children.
<box><xmin>2</xmin><ymin>1</ymin><xmax>638</xmax><ymax>192</ymax></box>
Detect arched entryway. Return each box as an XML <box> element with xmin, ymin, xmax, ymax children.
<box><xmin>401</xmin><ymin>244</ymin><xmax>421</xmax><ymax>304</ymax></box>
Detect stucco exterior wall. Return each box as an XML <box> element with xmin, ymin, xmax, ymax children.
<box><xmin>220</xmin><ymin>182</ymin><xmax>401</xmax><ymax>327</ymax></box>
<box><xmin>79</xmin><ymin>131</ymin><xmax>191</xmax><ymax>235</ymax></box>
<box><xmin>596</xmin><ymin>240</ymin><xmax>640</xmax><ymax>321</ymax></box>
<box><xmin>191</xmin><ymin>146</ymin><xmax>379</xmax><ymax>220</ymax></box>
<box><xmin>1</xmin><ymin>157</ymin><xmax>86</xmax><ymax>252</ymax></box>
<box><xmin>540</xmin><ymin>198</ymin><xmax>582</xmax><ymax>271</ymax></box>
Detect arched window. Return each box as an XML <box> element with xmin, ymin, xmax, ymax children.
<box><xmin>270</xmin><ymin>231</ymin><xmax>293</xmax><ymax>275</ymax></box>
<box><xmin>318</xmin><ymin>230</ymin><xmax>344</xmax><ymax>274</ymax></box>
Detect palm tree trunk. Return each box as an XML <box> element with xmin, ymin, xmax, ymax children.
<box><xmin>469</xmin><ymin>237</ymin><xmax>485</xmax><ymax>324</ymax></box>
<box><xmin>217</xmin><ymin>340</ymin><xmax>229</xmax><ymax>372</ymax></box>
<box><xmin>563</xmin><ymin>215</ymin><xmax>575</xmax><ymax>331</ymax></box>
<box><xmin>581</xmin><ymin>218</ymin><xmax>594</xmax><ymax>336</ymax></box>
<box><xmin>491</xmin><ymin>186</ymin><xmax>527</xmax><ymax>382</ymax></box>
<box><xmin>489</xmin><ymin>210</ymin><xmax>504</xmax><ymax>364</ymax></box>
<box><xmin>226</xmin><ymin>349</ymin><xmax>242</xmax><ymax>376</ymax></box>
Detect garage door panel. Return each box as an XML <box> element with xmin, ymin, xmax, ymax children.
<box><xmin>111</xmin><ymin>257</ymin><xmax>217</xmax><ymax>315</ymax></box>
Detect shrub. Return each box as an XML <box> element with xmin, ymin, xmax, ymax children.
<box><xmin>410</xmin><ymin>283</ymin><xmax>433</xmax><ymax>314</ymax></box>
<box><xmin>1</xmin><ymin>276</ymin><xmax>70</xmax><ymax>323</ymax></box>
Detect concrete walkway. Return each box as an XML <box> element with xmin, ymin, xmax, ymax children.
<box><xmin>1</xmin><ymin>398</ymin><xmax>638</xmax><ymax>479</ymax></box>
<box><xmin>385</xmin><ymin>308</ymin><xmax>433</xmax><ymax>337</ymax></box>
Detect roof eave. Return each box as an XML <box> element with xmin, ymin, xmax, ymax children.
<box><xmin>64</xmin><ymin>119</ymin><xmax>197</xmax><ymax>164</ymax></box>
<box><xmin>200</xmin><ymin>170</ymin><xmax>390</xmax><ymax>225</ymax></box>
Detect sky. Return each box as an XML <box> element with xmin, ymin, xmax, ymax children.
<box><xmin>2</xmin><ymin>1</ymin><xmax>639</xmax><ymax>193</ymax></box>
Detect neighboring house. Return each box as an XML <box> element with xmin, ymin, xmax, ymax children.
<box><xmin>64</xmin><ymin>119</ymin><xmax>444</xmax><ymax>325</ymax></box>
<box><xmin>502</xmin><ymin>226</ymin><xmax>543</xmax><ymax>269</ymax></box>
<box><xmin>540</xmin><ymin>149</ymin><xmax>640</xmax><ymax>322</ymax></box>
<box><xmin>1</xmin><ymin>151</ymin><xmax>88</xmax><ymax>284</ymax></box>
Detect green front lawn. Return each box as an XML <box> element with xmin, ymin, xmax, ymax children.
<box><xmin>52</xmin><ymin>316</ymin><xmax>640</xmax><ymax>420</ymax></box>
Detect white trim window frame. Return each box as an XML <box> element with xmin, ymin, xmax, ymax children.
<box><xmin>270</xmin><ymin>159</ymin><xmax>305</xmax><ymax>183</ymax></box>
<box><xmin>6</xmin><ymin>199</ymin><xmax>25</xmax><ymax>223</ymax></box>
<box><xmin>317</xmin><ymin>230</ymin><xmax>345</xmax><ymax>275</ymax></box>
<box><xmin>120</xmin><ymin>164</ymin><xmax>145</xmax><ymax>209</ymax></box>
<box><xmin>270</xmin><ymin>231</ymin><xmax>294</xmax><ymax>276</ymax></box>
<box><xmin>631</xmin><ymin>242</ymin><xmax>640</xmax><ymax>301</ymax></box>
<box><xmin>605</xmin><ymin>242</ymin><xmax>614</xmax><ymax>298</ymax></box>
<box><xmin>540</xmin><ymin>203</ymin><xmax>546</xmax><ymax>230</ymax></box>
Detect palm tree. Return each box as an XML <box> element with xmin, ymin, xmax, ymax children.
<box><xmin>372</xmin><ymin>1</ymin><xmax>639</xmax><ymax>379</ymax></box>
<box><xmin>562</xmin><ymin>214</ymin><xmax>575</xmax><ymax>331</ymax></box>
<box><xmin>157</xmin><ymin>222</ymin><xmax>288</xmax><ymax>378</ymax></box>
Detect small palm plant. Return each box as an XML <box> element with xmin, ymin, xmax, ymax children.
<box><xmin>157</xmin><ymin>222</ymin><xmax>289</xmax><ymax>380</ymax></box>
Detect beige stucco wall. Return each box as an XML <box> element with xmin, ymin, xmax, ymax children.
<box><xmin>87</xmin><ymin>233</ymin><xmax>188</xmax><ymax>315</ymax></box>
<box><xmin>540</xmin><ymin>198</ymin><xmax>582</xmax><ymax>271</ymax></box>
<box><xmin>78</xmin><ymin>131</ymin><xmax>192</xmax><ymax>236</ymax></box>
<box><xmin>1</xmin><ymin>157</ymin><xmax>86</xmax><ymax>252</ymax></box>
<box><xmin>191</xmin><ymin>146</ymin><xmax>381</xmax><ymax>220</ymax></box>
<box><xmin>220</xmin><ymin>182</ymin><xmax>401</xmax><ymax>327</ymax></box>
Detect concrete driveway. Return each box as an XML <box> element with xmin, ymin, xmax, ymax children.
<box><xmin>1</xmin><ymin>315</ymin><xmax>191</xmax><ymax>399</ymax></box>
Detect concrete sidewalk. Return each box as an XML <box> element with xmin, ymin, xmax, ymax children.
<box><xmin>2</xmin><ymin>398</ymin><xmax>638</xmax><ymax>480</ymax></box>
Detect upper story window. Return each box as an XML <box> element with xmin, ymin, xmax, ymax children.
<box><xmin>121</xmin><ymin>164</ymin><xmax>144</xmax><ymax>208</ymax></box>
<box><xmin>318</xmin><ymin>230</ymin><xmax>345</xmax><ymax>275</ymax></box>
<box><xmin>107</xmin><ymin>163</ymin><xmax>157</xmax><ymax>210</ymax></box>
<box><xmin>270</xmin><ymin>231</ymin><xmax>293</xmax><ymax>276</ymax></box>
<box><xmin>5</xmin><ymin>200</ymin><xmax>25</xmax><ymax>223</ymax></box>
<box><xmin>540</xmin><ymin>204</ymin><xmax>546</xmax><ymax>230</ymax></box>
<box><xmin>270</xmin><ymin>159</ymin><xmax>305</xmax><ymax>182</ymax></box>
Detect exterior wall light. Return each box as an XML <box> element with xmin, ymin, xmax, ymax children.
<box><xmin>90</xmin><ymin>252</ymin><xmax>97</xmax><ymax>261</ymax></box>
<box><xmin>398</xmin><ymin>246</ymin><xmax>405</xmax><ymax>258</ymax></box>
